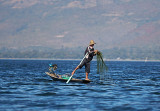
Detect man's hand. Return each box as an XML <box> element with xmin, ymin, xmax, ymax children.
<box><xmin>94</xmin><ymin>50</ymin><xmax>98</xmax><ymax>54</ymax></box>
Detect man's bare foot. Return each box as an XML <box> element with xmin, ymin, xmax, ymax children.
<box><xmin>85</xmin><ymin>78</ymin><xmax>90</xmax><ymax>81</ymax></box>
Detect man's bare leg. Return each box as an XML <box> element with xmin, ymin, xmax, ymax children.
<box><xmin>85</xmin><ymin>72</ymin><xmax>90</xmax><ymax>80</ymax></box>
<box><xmin>71</xmin><ymin>66</ymin><xmax>79</xmax><ymax>75</ymax></box>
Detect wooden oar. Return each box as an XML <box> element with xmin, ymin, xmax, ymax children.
<box><xmin>66</xmin><ymin>52</ymin><xmax>88</xmax><ymax>84</ymax></box>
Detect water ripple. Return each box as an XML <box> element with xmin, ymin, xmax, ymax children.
<box><xmin>0</xmin><ymin>60</ymin><xmax>160</xmax><ymax>111</ymax></box>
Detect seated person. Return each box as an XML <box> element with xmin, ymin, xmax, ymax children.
<box><xmin>49</xmin><ymin>64</ymin><xmax>57</xmax><ymax>74</ymax></box>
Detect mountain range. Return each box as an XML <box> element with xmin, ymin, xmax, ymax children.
<box><xmin>0</xmin><ymin>0</ymin><xmax>160</xmax><ymax>59</ymax></box>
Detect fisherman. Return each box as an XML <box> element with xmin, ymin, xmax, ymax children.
<box><xmin>71</xmin><ymin>40</ymin><xmax>98</xmax><ymax>80</ymax></box>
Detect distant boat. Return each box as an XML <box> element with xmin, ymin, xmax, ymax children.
<box><xmin>145</xmin><ymin>57</ymin><xmax>148</xmax><ymax>62</ymax></box>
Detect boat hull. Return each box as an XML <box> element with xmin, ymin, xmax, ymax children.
<box><xmin>45</xmin><ymin>72</ymin><xmax>91</xmax><ymax>83</ymax></box>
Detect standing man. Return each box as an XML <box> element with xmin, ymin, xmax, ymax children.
<box><xmin>71</xmin><ymin>40</ymin><xmax>98</xmax><ymax>80</ymax></box>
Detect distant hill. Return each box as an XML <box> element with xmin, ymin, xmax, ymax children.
<box><xmin>0</xmin><ymin>0</ymin><xmax>160</xmax><ymax>60</ymax></box>
<box><xmin>0</xmin><ymin>46</ymin><xmax>159</xmax><ymax>60</ymax></box>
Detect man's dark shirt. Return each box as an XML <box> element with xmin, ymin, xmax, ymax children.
<box><xmin>84</xmin><ymin>46</ymin><xmax>95</xmax><ymax>62</ymax></box>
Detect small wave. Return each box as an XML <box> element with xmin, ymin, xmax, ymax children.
<box><xmin>35</xmin><ymin>92</ymin><xmax>57</xmax><ymax>96</ymax></box>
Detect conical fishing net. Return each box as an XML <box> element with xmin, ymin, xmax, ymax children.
<box><xmin>97</xmin><ymin>51</ymin><xmax>108</xmax><ymax>74</ymax></box>
<box><xmin>97</xmin><ymin>51</ymin><xmax>113</xmax><ymax>84</ymax></box>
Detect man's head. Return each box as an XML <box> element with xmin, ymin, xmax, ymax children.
<box><xmin>49</xmin><ymin>64</ymin><xmax>57</xmax><ymax>70</ymax></box>
<box><xmin>89</xmin><ymin>40</ymin><xmax>96</xmax><ymax>46</ymax></box>
<box><xmin>52</xmin><ymin>64</ymin><xmax>57</xmax><ymax>70</ymax></box>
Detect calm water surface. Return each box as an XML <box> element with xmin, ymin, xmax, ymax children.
<box><xmin>0</xmin><ymin>60</ymin><xmax>160</xmax><ymax>111</ymax></box>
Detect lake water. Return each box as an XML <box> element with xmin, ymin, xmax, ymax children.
<box><xmin>0</xmin><ymin>60</ymin><xmax>160</xmax><ymax>111</ymax></box>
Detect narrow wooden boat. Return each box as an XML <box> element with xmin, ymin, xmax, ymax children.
<box><xmin>45</xmin><ymin>72</ymin><xmax>91</xmax><ymax>83</ymax></box>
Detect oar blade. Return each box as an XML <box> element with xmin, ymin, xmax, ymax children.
<box><xmin>66</xmin><ymin>75</ymin><xmax>73</xmax><ymax>84</ymax></box>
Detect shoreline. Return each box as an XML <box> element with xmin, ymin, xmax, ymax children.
<box><xmin>0</xmin><ymin>58</ymin><xmax>160</xmax><ymax>62</ymax></box>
